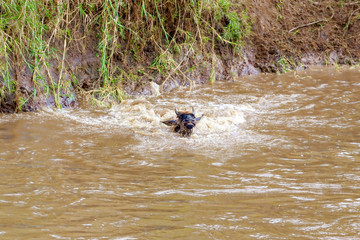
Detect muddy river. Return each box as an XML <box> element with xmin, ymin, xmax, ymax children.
<box><xmin>1</xmin><ymin>67</ymin><xmax>360</xmax><ymax>239</ymax></box>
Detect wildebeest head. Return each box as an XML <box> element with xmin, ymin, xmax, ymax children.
<box><xmin>162</xmin><ymin>107</ymin><xmax>203</xmax><ymax>137</ymax></box>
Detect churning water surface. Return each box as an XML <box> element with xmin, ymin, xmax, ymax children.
<box><xmin>0</xmin><ymin>67</ymin><xmax>360</xmax><ymax>239</ymax></box>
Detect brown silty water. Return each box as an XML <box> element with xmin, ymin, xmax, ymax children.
<box><xmin>0</xmin><ymin>67</ymin><xmax>359</xmax><ymax>239</ymax></box>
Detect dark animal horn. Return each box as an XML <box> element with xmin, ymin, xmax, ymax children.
<box><xmin>175</xmin><ymin>107</ymin><xmax>179</xmax><ymax>116</ymax></box>
<box><xmin>192</xmin><ymin>106</ymin><xmax>195</xmax><ymax>115</ymax></box>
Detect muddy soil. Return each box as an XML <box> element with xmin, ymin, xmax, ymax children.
<box><xmin>249</xmin><ymin>1</ymin><xmax>360</xmax><ymax>69</ymax></box>
<box><xmin>1</xmin><ymin>0</ymin><xmax>359</xmax><ymax>113</ymax></box>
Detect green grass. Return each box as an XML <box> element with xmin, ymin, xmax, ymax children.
<box><xmin>0</xmin><ymin>0</ymin><xmax>252</xmax><ymax>111</ymax></box>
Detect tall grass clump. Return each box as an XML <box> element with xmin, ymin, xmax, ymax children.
<box><xmin>0</xmin><ymin>0</ymin><xmax>252</xmax><ymax>111</ymax></box>
<box><xmin>0</xmin><ymin>0</ymin><xmax>70</xmax><ymax>110</ymax></box>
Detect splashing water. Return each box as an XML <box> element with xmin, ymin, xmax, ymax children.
<box><xmin>2</xmin><ymin>67</ymin><xmax>360</xmax><ymax>239</ymax></box>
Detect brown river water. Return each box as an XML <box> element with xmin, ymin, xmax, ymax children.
<box><xmin>1</xmin><ymin>67</ymin><xmax>360</xmax><ymax>239</ymax></box>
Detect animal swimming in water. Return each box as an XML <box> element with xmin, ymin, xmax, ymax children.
<box><xmin>162</xmin><ymin>107</ymin><xmax>204</xmax><ymax>137</ymax></box>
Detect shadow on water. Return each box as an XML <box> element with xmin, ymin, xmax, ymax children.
<box><xmin>0</xmin><ymin>67</ymin><xmax>360</xmax><ymax>239</ymax></box>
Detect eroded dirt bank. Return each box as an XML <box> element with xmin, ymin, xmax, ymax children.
<box><xmin>1</xmin><ymin>0</ymin><xmax>359</xmax><ymax>113</ymax></box>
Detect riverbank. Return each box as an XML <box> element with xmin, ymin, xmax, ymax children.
<box><xmin>1</xmin><ymin>0</ymin><xmax>359</xmax><ymax>113</ymax></box>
